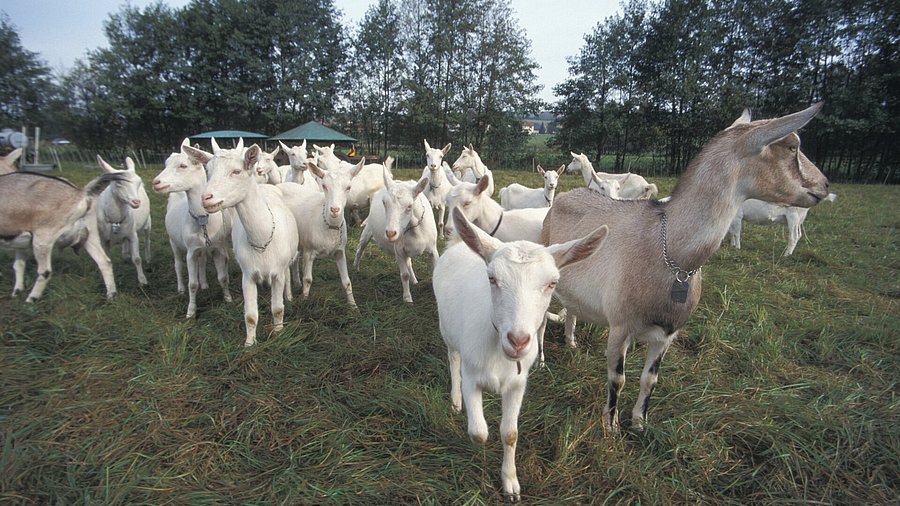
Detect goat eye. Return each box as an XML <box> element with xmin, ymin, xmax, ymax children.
<box><xmin>231</xmin><ymin>170</ymin><xmax>242</xmax><ymax>176</ymax></box>
<box><xmin>464</xmin><ymin>200</ymin><xmax>471</xmax><ymax>207</ymax></box>
<box><xmin>488</xmin><ymin>275</ymin><xmax>497</xmax><ymax>285</ymax></box>
<box><xmin>547</xmin><ymin>280</ymin><xmax>558</xmax><ymax>290</ymax></box>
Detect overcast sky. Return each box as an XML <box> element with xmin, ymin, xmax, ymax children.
<box><xmin>2</xmin><ymin>0</ymin><xmax>621</xmax><ymax>105</ymax></box>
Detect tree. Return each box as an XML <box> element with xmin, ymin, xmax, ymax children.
<box><xmin>0</xmin><ymin>15</ymin><xmax>54</xmax><ymax>130</ymax></box>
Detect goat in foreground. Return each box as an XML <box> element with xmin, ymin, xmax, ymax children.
<box><xmin>152</xmin><ymin>139</ymin><xmax>233</xmax><ymax>318</ymax></box>
<box><xmin>0</xmin><ymin>171</ymin><xmax>123</xmax><ymax>301</ymax></box>
<box><xmin>434</xmin><ymin>207</ymin><xmax>607</xmax><ymax>501</ymax></box>
<box><xmin>543</xmin><ymin>104</ymin><xmax>831</xmax><ymax>434</ymax></box>
<box><xmin>187</xmin><ymin>140</ymin><xmax>300</xmax><ymax>347</ymax></box>
<box><xmin>500</xmin><ymin>164</ymin><xmax>565</xmax><ymax>209</ymax></box>
<box><xmin>96</xmin><ymin>156</ymin><xmax>152</xmax><ymax>287</ymax></box>
<box><xmin>727</xmin><ymin>194</ymin><xmax>837</xmax><ymax>256</ymax></box>
<box><xmin>355</xmin><ymin>157</ymin><xmax>439</xmax><ymax>303</ymax></box>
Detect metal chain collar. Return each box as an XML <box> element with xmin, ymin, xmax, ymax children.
<box><xmin>248</xmin><ymin>202</ymin><xmax>276</xmax><ymax>252</ymax></box>
<box><xmin>659</xmin><ymin>211</ymin><xmax>700</xmax><ymax>282</ymax></box>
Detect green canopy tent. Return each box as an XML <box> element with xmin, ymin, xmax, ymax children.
<box><xmin>189</xmin><ymin>130</ymin><xmax>269</xmax><ymax>149</ymax></box>
<box><xmin>269</xmin><ymin>121</ymin><xmax>357</xmax><ymax>145</ymax></box>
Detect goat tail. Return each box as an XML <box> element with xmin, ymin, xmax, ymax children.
<box><xmin>83</xmin><ymin>172</ymin><xmax>128</xmax><ymax>198</ymax></box>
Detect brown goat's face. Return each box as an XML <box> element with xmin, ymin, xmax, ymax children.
<box><xmin>733</xmin><ymin>104</ymin><xmax>830</xmax><ymax>208</ymax></box>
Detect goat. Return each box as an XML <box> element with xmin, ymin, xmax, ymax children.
<box><xmin>499</xmin><ymin>164</ymin><xmax>565</xmax><ymax>209</ymax></box>
<box><xmin>542</xmin><ymin>103</ymin><xmax>831</xmax><ymax>434</ymax></box>
<box><xmin>253</xmin><ymin>145</ymin><xmax>283</xmax><ymax>184</ymax></box>
<box><xmin>354</xmin><ymin>157</ymin><xmax>439</xmax><ymax>303</ymax></box>
<box><xmin>187</xmin><ymin>139</ymin><xmax>300</xmax><ymax>347</ymax></box>
<box><xmin>96</xmin><ymin>156</ymin><xmax>152</xmax><ymax>287</ymax></box>
<box><xmin>434</xmin><ymin>207</ymin><xmax>607</xmax><ymax>501</ymax></box>
<box><xmin>451</xmin><ymin>144</ymin><xmax>494</xmax><ymax>197</ymax></box>
<box><xmin>279</xmin><ymin>140</ymin><xmax>320</xmax><ymax>190</ymax></box>
<box><xmin>728</xmin><ymin>193</ymin><xmax>837</xmax><ymax>256</ymax></box>
<box><xmin>443</xmin><ymin>172</ymin><xmax>548</xmax><ymax>244</ymax></box>
<box><xmin>152</xmin><ymin>139</ymin><xmax>233</xmax><ymax>318</ymax></box>
<box><xmin>277</xmin><ymin>159</ymin><xmax>365</xmax><ymax>307</ymax></box>
<box><xmin>0</xmin><ymin>148</ymin><xmax>23</xmax><ymax>175</ymax></box>
<box><xmin>0</xmin><ymin>171</ymin><xmax>123</xmax><ymax>301</ymax></box>
<box><xmin>568</xmin><ymin>153</ymin><xmax>658</xmax><ymax>199</ymax></box>
<box><xmin>313</xmin><ymin>143</ymin><xmax>384</xmax><ymax>225</ymax></box>
<box><xmin>419</xmin><ymin>139</ymin><xmax>453</xmax><ymax>236</ymax></box>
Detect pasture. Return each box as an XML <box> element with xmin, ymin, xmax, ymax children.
<box><xmin>1</xmin><ymin>163</ymin><xmax>897</xmax><ymax>504</ymax></box>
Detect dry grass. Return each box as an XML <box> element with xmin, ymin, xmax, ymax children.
<box><xmin>1</xmin><ymin>164</ymin><xmax>897</xmax><ymax>504</ymax></box>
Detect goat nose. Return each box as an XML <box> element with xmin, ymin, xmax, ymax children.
<box><xmin>330</xmin><ymin>207</ymin><xmax>341</xmax><ymax>216</ymax></box>
<box><xmin>385</xmin><ymin>230</ymin><xmax>398</xmax><ymax>240</ymax></box>
<box><xmin>507</xmin><ymin>331</ymin><xmax>531</xmax><ymax>353</ymax></box>
<box><xmin>202</xmin><ymin>194</ymin><xmax>214</xmax><ymax>203</ymax></box>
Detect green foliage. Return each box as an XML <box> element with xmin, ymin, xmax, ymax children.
<box><xmin>0</xmin><ymin>15</ymin><xmax>54</xmax><ymax>128</ymax></box>
<box><xmin>0</xmin><ymin>164</ymin><xmax>897</xmax><ymax>503</ymax></box>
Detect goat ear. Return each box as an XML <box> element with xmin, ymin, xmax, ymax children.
<box><xmin>548</xmin><ymin>225</ymin><xmax>608</xmax><ymax>269</ymax></box>
<box><xmin>308</xmin><ymin>161</ymin><xmax>325</xmax><ymax>180</ymax></box>
<box><xmin>211</xmin><ymin>138</ymin><xmax>222</xmax><ymax>154</ymax></box>
<box><xmin>183</xmin><ymin>145</ymin><xmax>213</xmax><ymax>165</ymax></box>
<box><xmin>557</xmin><ymin>164</ymin><xmax>566</xmax><ymax>175</ymax></box>
<box><xmin>468</xmin><ymin>143</ymin><xmax>475</xmax><ymax>153</ymax></box>
<box><xmin>453</xmin><ymin>207</ymin><xmax>499</xmax><ymax>261</ymax></box>
<box><xmin>5</xmin><ymin>147</ymin><xmax>22</xmax><ymax>162</ymax></box>
<box><xmin>125</xmin><ymin>157</ymin><xmax>136</xmax><ymax>172</ymax></box>
<box><xmin>278</xmin><ymin>141</ymin><xmax>289</xmax><ymax>152</ymax></box>
<box><xmin>441</xmin><ymin>143</ymin><xmax>452</xmax><ymax>155</ymax></box>
<box><xmin>181</xmin><ymin>138</ymin><xmax>190</xmax><ymax>149</ymax></box>
<box><xmin>349</xmin><ymin>158</ymin><xmax>365</xmax><ymax>178</ymax></box>
<box><xmin>413</xmin><ymin>176</ymin><xmax>429</xmax><ymax>197</ymax></box>
<box><xmin>570</xmin><ymin>151</ymin><xmax>577</xmax><ymax>158</ymax></box>
<box><xmin>96</xmin><ymin>155</ymin><xmax>118</xmax><ymax>174</ymax></box>
<box><xmin>244</xmin><ymin>144</ymin><xmax>260</xmax><ymax>169</ymax></box>
<box><xmin>474</xmin><ymin>172</ymin><xmax>491</xmax><ymax>195</ymax></box>
<box><xmin>536</xmin><ymin>165</ymin><xmax>545</xmax><ymax>175</ymax></box>
<box><xmin>747</xmin><ymin>102</ymin><xmax>823</xmax><ymax>151</ymax></box>
<box><xmin>236</xmin><ymin>137</ymin><xmax>244</xmax><ymax>152</ymax></box>
<box><xmin>299</xmin><ymin>139</ymin><xmax>307</xmax><ymax>152</ymax></box>
<box><xmin>271</xmin><ymin>145</ymin><xmax>280</xmax><ymax>157</ymax></box>
<box><xmin>728</xmin><ymin>108</ymin><xmax>752</xmax><ymax>129</ymax></box>
<box><xmin>423</xmin><ymin>139</ymin><xmax>431</xmax><ymax>151</ymax></box>
<box><xmin>382</xmin><ymin>156</ymin><xmax>395</xmax><ymax>188</ymax></box>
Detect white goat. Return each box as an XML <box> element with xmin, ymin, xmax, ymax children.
<box><xmin>187</xmin><ymin>140</ymin><xmax>300</xmax><ymax>347</ymax></box>
<box><xmin>313</xmin><ymin>143</ymin><xmax>384</xmax><ymax>224</ymax></box>
<box><xmin>253</xmin><ymin>145</ymin><xmax>284</xmax><ymax>184</ymax></box>
<box><xmin>278</xmin><ymin>159</ymin><xmax>365</xmax><ymax>307</ymax></box>
<box><xmin>443</xmin><ymin>172</ymin><xmax>548</xmax><ymax>244</ymax></box>
<box><xmin>543</xmin><ymin>104</ymin><xmax>831</xmax><ymax>434</ymax></box>
<box><xmin>96</xmin><ymin>156</ymin><xmax>152</xmax><ymax>286</ymax></box>
<box><xmin>728</xmin><ymin>193</ymin><xmax>837</xmax><ymax>256</ymax></box>
<box><xmin>587</xmin><ymin>174</ymin><xmax>622</xmax><ymax>199</ymax></box>
<box><xmin>569</xmin><ymin>153</ymin><xmax>658</xmax><ymax>199</ymax></box>
<box><xmin>0</xmin><ymin>148</ymin><xmax>23</xmax><ymax>174</ymax></box>
<box><xmin>0</xmin><ymin>171</ymin><xmax>123</xmax><ymax>301</ymax></box>
<box><xmin>499</xmin><ymin>164</ymin><xmax>565</xmax><ymax>209</ymax></box>
<box><xmin>279</xmin><ymin>140</ymin><xmax>320</xmax><ymax>190</ymax></box>
<box><xmin>355</xmin><ymin>157</ymin><xmax>439</xmax><ymax>303</ymax></box>
<box><xmin>152</xmin><ymin>139</ymin><xmax>233</xmax><ymax>318</ymax></box>
<box><xmin>418</xmin><ymin>139</ymin><xmax>453</xmax><ymax>236</ymax></box>
<box><xmin>434</xmin><ymin>207</ymin><xmax>607</xmax><ymax>501</ymax></box>
<box><xmin>451</xmin><ymin>144</ymin><xmax>494</xmax><ymax>197</ymax></box>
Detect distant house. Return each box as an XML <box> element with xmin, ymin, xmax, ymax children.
<box><xmin>522</xmin><ymin>122</ymin><xmax>536</xmax><ymax>135</ymax></box>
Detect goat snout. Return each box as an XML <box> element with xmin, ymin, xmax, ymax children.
<box><xmin>505</xmin><ymin>331</ymin><xmax>531</xmax><ymax>357</ymax></box>
<box><xmin>385</xmin><ymin>229</ymin><xmax>398</xmax><ymax>241</ymax></box>
<box><xmin>129</xmin><ymin>199</ymin><xmax>142</xmax><ymax>209</ymax></box>
<box><xmin>329</xmin><ymin>206</ymin><xmax>341</xmax><ymax>218</ymax></box>
<box><xmin>201</xmin><ymin>194</ymin><xmax>220</xmax><ymax>212</ymax></box>
<box><xmin>152</xmin><ymin>180</ymin><xmax>169</xmax><ymax>192</ymax></box>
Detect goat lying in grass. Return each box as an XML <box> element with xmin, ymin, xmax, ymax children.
<box><xmin>355</xmin><ymin>157</ymin><xmax>439</xmax><ymax>303</ymax></box>
<box><xmin>0</xmin><ymin>171</ymin><xmax>124</xmax><ymax>301</ymax></box>
<box><xmin>499</xmin><ymin>164</ymin><xmax>565</xmax><ymax>209</ymax></box>
<box><xmin>152</xmin><ymin>139</ymin><xmax>233</xmax><ymax>318</ymax></box>
<box><xmin>434</xmin><ymin>207</ymin><xmax>607</xmax><ymax>501</ymax></box>
<box><xmin>727</xmin><ymin>193</ymin><xmax>837</xmax><ymax>256</ymax></box>
<box><xmin>187</xmin><ymin>139</ymin><xmax>300</xmax><ymax>347</ymax></box>
<box><xmin>543</xmin><ymin>104</ymin><xmax>831</xmax><ymax>434</ymax></box>
<box><xmin>568</xmin><ymin>152</ymin><xmax>658</xmax><ymax>199</ymax></box>
<box><xmin>96</xmin><ymin>156</ymin><xmax>152</xmax><ymax>287</ymax></box>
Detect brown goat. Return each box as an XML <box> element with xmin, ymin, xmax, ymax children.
<box><xmin>542</xmin><ymin>103</ymin><xmax>830</xmax><ymax>433</ymax></box>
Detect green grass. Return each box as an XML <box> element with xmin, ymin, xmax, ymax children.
<box><xmin>1</xmin><ymin>165</ymin><xmax>897</xmax><ymax>504</ymax></box>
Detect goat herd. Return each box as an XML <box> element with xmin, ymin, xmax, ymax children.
<box><xmin>0</xmin><ymin>104</ymin><xmax>834</xmax><ymax>500</ymax></box>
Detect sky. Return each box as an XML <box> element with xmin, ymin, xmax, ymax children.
<box><xmin>2</xmin><ymin>0</ymin><xmax>621</xmax><ymax>105</ymax></box>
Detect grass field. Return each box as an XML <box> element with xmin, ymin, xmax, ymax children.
<box><xmin>1</xmin><ymin>164</ymin><xmax>897</xmax><ymax>504</ymax></box>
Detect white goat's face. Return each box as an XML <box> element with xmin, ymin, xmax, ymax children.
<box><xmin>486</xmin><ymin>243</ymin><xmax>561</xmax><ymax>360</ymax></box>
<box><xmin>443</xmin><ymin>182</ymin><xmax>485</xmax><ymax>239</ymax></box>
<box><xmin>201</xmin><ymin>147</ymin><xmax>256</xmax><ymax>213</ymax></box>
<box><xmin>382</xmin><ymin>183</ymin><xmax>420</xmax><ymax>242</ymax></box>
<box><xmin>424</xmin><ymin>140</ymin><xmax>451</xmax><ymax>171</ymax></box>
<box><xmin>253</xmin><ymin>148</ymin><xmax>279</xmax><ymax>182</ymax></box>
<box><xmin>590</xmin><ymin>176</ymin><xmax>620</xmax><ymax>198</ymax></box>
<box><xmin>114</xmin><ymin>170</ymin><xmax>146</xmax><ymax>209</ymax></box>
<box><xmin>567</xmin><ymin>153</ymin><xmax>591</xmax><ymax>176</ymax></box>
<box><xmin>451</xmin><ymin>146</ymin><xmax>479</xmax><ymax>172</ymax></box>
<box><xmin>313</xmin><ymin>144</ymin><xmax>341</xmax><ymax>171</ymax></box>
<box><xmin>543</xmin><ymin>170</ymin><xmax>560</xmax><ymax>191</ymax></box>
<box><xmin>153</xmin><ymin>151</ymin><xmax>205</xmax><ymax>193</ymax></box>
<box><xmin>315</xmin><ymin>163</ymin><xmax>358</xmax><ymax>227</ymax></box>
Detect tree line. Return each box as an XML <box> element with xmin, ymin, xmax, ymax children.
<box><xmin>0</xmin><ymin>0</ymin><xmax>895</xmax><ymax>182</ymax></box>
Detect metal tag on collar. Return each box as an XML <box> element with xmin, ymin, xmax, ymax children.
<box><xmin>670</xmin><ymin>274</ymin><xmax>690</xmax><ymax>304</ymax></box>
<box><xmin>111</xmin><ymin>223</ymin><xmax>121</xmax><ymax>234</ymax></box>
<box><xmin>196</xmin><ymin>214</ymin><xmax>209</xmax><ymax>226</ymax></box>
